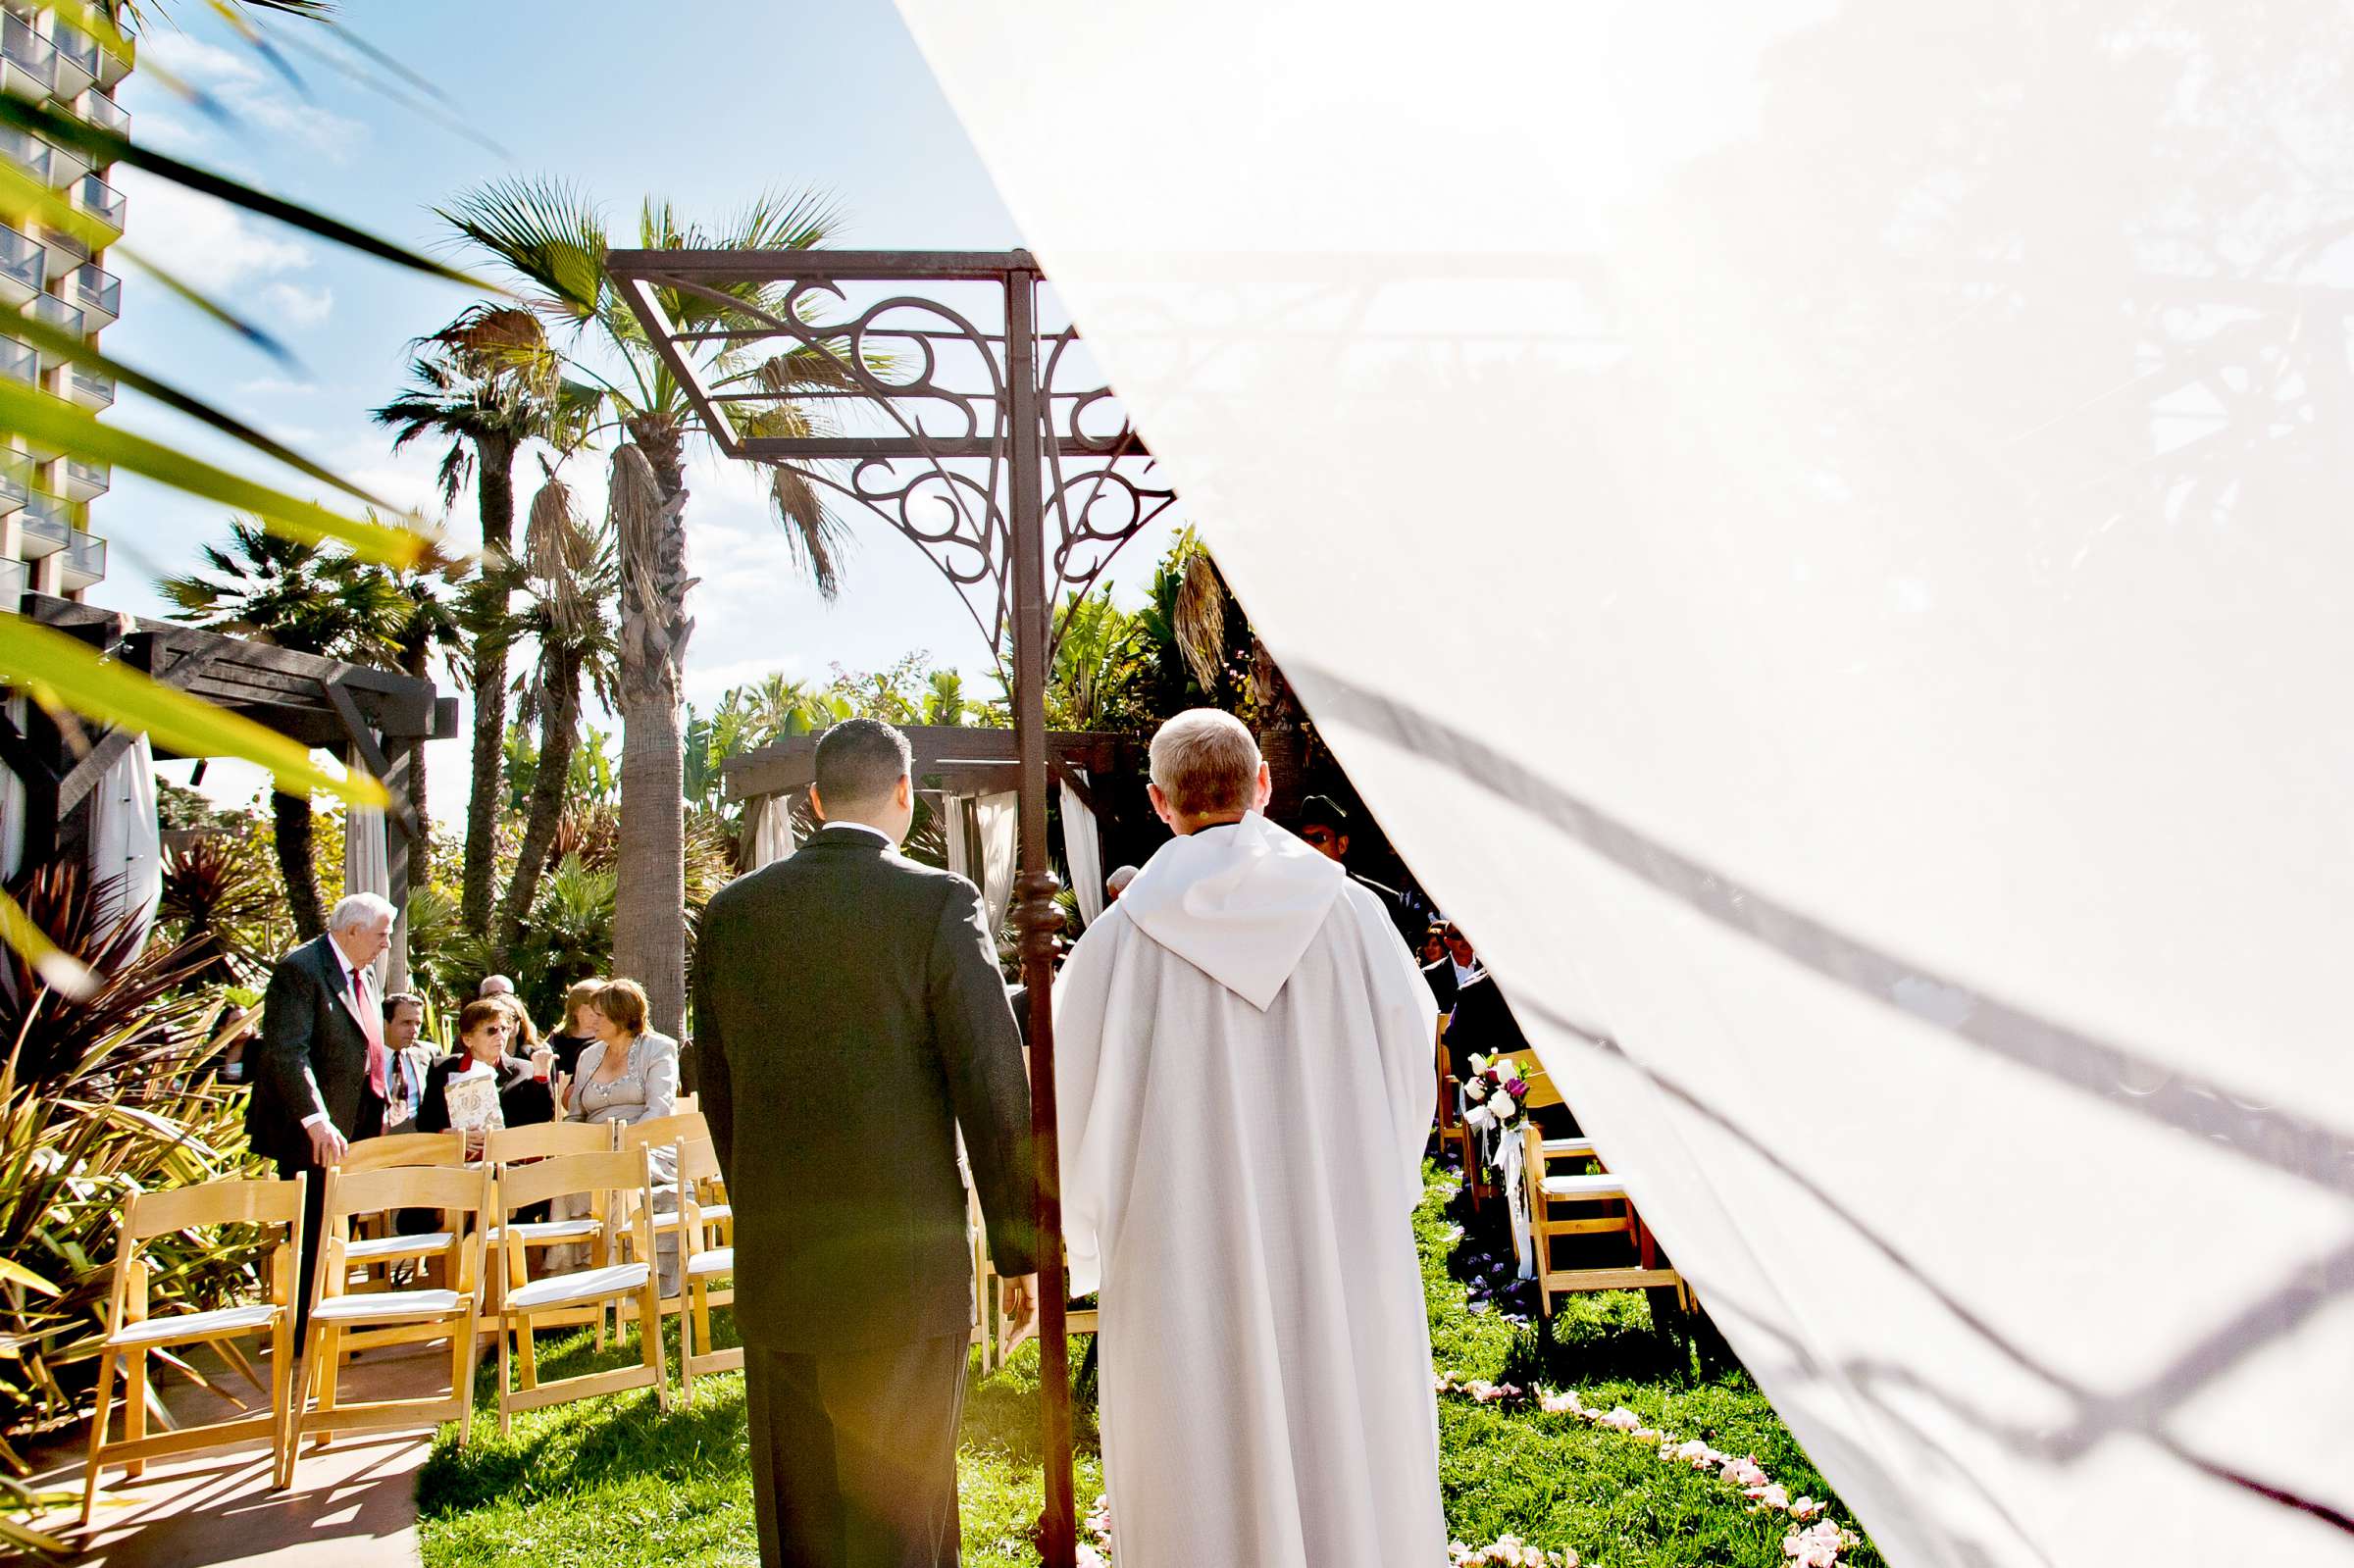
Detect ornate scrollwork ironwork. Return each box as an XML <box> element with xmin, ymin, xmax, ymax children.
<box><xmin>611</xmin><ymin>254</ymin><xmax>1174</xmax><ymax>674</ymax></box>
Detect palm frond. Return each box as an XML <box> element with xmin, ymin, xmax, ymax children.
<box><xmin>436</xmin><ymin>176</ymin><xmax>608</xmax><ymax>323</ymax></box>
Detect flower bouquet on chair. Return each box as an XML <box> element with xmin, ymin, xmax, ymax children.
<box><xmin>1458</xmin><ymin>1053</ymin><xmax>1531</xmax><ymax>1179</ymax></box>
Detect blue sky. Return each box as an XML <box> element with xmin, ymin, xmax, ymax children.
<box><xmin>109</xmin><ymin>1</ymin><xmax>1175</xmax><ymax>822</ymax></box>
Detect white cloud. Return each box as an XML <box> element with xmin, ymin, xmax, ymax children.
<box><xmin>260</xmin><ymin>279</ymin><xmax>334</xmax><ymax>329</ymax></box>
<box><xmin>139</xmin><ymin>33</ymin><xmax>367</xmax><ymax>163</ymax></box>
<box><xmin>120</xmin><ymin>171</ymin><xmax>313</xmax><ymax>292</ymax></box>
<box><xmin>234</xmin><ymin>375</ymin><xmax>321</xmax><ymax>398</ymax></box>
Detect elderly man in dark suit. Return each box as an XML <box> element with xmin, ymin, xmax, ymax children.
<box><xmin>245</xmin><ymin>891</ymin><xmax>397</xmax><ymax>1332</ymax></box>
<box><xmin>693</xmin><ymin>718</ymin><xmax>1040</xmax><ymax>1568</ymax></box>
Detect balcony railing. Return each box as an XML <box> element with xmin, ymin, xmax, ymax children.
<box><xmin>0</xmin><ymin>335</ymin><xmax>34</xmax><ymax>386</ymax></box>
<box><xmin>0</xmin><ymin>451</ymin><xmax>27</xmax><ymax>515</ymax></box>
<box><xmin>0</xmin><ymin>225</ymin><xmax>40</xmax><ymax>300</ymax></box>
<box><xmin>1</xmin><ymin>15</ymin><xmax>55</xmax><ymax>94</ymax></box>
<box><xmin>66</xmin><ymin>365</ymin><xmax>111</xmax><ymax>409</ymax></box>
<box><xmin>60</xmin><ymin>529</ymin><xmax>103</xmax><ymax>588</ymax></box>
<box><xmin>18</xmin><ymin>492</ymin><xmax>67</xmax><ymax>558</ymax></box>
<box><xmin>60</xmin><ymin>455</ymin><xmax>105</xmax><ymax>500</ymax></box>
<box><xmin>67</xmin><ymin>260</ymin><xmax>116</xmax><ymax>323</ymax></box>
<box><xmin>50</xmin><ymin>22</ymin><xmax>97</xmax><ymax>85</ymax></box>
<box><xmin>0</xmin><ymin>556</ymin><xmax>25</xmax><ymax>613</ymax></box>
<box><xmin>72</xmin><ymin>174</ymin><xmax>123</xmax><ymax>234</ymax></box>
<box><xmin>74</xmin><ymin>89</ymin><xmax>128</xmax><ymax>140</ymax></box>
<box><xmin>0</xmin><ymin>126</ymin><xmax>50</xmax><ymax>188</ymax></box>
<box><xmin>26</xmin><ymin>288</ymin><xmax>82</xmax><ymax>335</ymax></box>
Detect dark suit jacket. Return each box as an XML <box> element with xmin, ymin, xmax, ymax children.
<box><xmin>245</xmin><ymin>935</ymin><xmax>384</xmax><ymax>1166</ymax></box>
<box><xmin>691</xmin><ymin>826</ymin><xmax>1040</xmax><ymax>1351</ymax></box>
<box><xmin>1448</xmin><ymin>972</ymin><xmax>1530</xmax><ymax>1059</ymax></box>
<box><xmin>1423</xmin><ymin>955</ymin><xmax>1464</xmax><ymax>1013</ymax></box>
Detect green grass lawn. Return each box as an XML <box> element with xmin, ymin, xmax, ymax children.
<box><xmin>416</xmin><ymin>1167</ymin><xmax>1876</xmax><ymax>1567</ymax></box>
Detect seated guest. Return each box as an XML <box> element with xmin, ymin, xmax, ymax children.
<box><xmin>564</xmin><ymin>979</ymin><xmax>680</xmax><ymax>1134</ymax></box>
<box><xmin>1297</xmin><ymin>794</ymin><xmax>1423</xmax><ymax>945</ymax></box>
<box><xmin>479</xmin><ymin>974</ymin><xmax>517</xmax><ymax>999</ymax></box>
<box><xmin>1418</xmin><ymin>924</ymin><xmax>1450</xmax><ymax>968</ymax></box>
<box><xmin>379</xmin><ymin>991</ymin><xmax>434</xmax><ymax>1136</ymax></box>
<box><xmin>1424</xmin><ymin>924</ymin><xmax>1478</xmax><ymax>1012</ymax></box>
<box><xmin>566</xmin><ymin>979</ymin><xmax>681</xmax><ymax>1290</ymax></box>
<box><xmin>545</xmin><ymin>978</ymin><xmax>605</xmax><ymax>1078</ymax></box>
<box><xmin>417</xmin><ymin>998</ymin><xmax>556</xmax><ymax>1151</ymax></box>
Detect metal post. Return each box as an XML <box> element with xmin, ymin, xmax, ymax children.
<box><xmin>1006</xmin><ymin>263</ymin><xmax>1077</xmax><ymax>1567</ymax></box>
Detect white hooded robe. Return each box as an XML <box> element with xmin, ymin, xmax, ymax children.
<box><xmin>1054</xmin><ymin>811</ymin><xmax>1448</xmax><ymax>1568</ymax></box>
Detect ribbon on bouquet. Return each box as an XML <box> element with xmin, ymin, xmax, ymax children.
<box><xmin>1458</xmin><ymin>1086</ymin><xmax>1538</xmax><ymax>1280</ymax></box>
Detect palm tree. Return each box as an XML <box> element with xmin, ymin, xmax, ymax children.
<box><xmin>158</xmin><ymin>522</ymin><xmax>405</xmax><ymax>938</ymax></box>
<box><xmin>374</xmin><ymin>543</ymin><xmax>467</xmax><ymax>885</ymax></box>
<box><xmin>372</xmin><ymin>315</ymin><xmax>591</xmax><ymax>937</ymax></box>
<box><xmin>923</xmin><ymin>670</ymin><xmax>969</xmax><ymax>728</ymax></box>
<box><xmin>496</xmin><ymin>463</ymin><xmax>618</xmax><ymax>960</ymax></box>
<box><xmin>438</xmin><ymin>177</ymin><xmax>860</xmax><ymax>1033</ymax></box>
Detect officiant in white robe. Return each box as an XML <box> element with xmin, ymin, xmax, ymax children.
<box><xmin>1054</xmin><ymin>710</ymin><xmax>1448</xmax><ymax>1568</ymax></box>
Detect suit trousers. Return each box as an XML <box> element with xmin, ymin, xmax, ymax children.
<box><xmin>279</xmin><ymin>1096</ymin><xmax>383</xmax><ymax>1336</ymax></box>
<box><xmin>743</xmin><ymin>1334</ymin><xmax>969</xmax><ymax>1568</ymax></box>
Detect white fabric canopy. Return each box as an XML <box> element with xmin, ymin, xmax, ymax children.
<box><xmin>88</xmin><ymin>733</ymin><xmax>160</xmax><ymax>952</ymax></box>
<box><xmin>895</xmin><ymin>5</ymin><xmax>2354</xmax><ymax>1565</ymax></box>
<box><xmin>342</xmin><ymin>798</ymin><xmax>389</xmax><ymax>988</ymax></box>
<box><xmin>750</xmin><ymin>793</ymin><xmax>797</xmax><ymax>869</ymax></box>
<box><xmin>1059</xmin><ymin>772</ymin><xmax>1105</xmax><ymax>927</ymax></box>
<box><xmin>942</xmin><ymin>790</ymin><xmax>1020</xmax><ymax>941</ymax></box>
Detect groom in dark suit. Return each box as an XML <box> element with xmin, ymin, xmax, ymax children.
<box><xmin>245</xmin><ymin>891</ymin><xmax>398</xmax><ymax>1332</ymax></box>
<box><xmin>694</xmin><ymin>718</ymin><xmax>1040</xmax><ymax>1568</ymax></box>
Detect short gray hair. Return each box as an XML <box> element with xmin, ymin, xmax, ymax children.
<box><xmin>1149</xmin><ymin>709</ymin><xmax>1260</xmax><ymax>818</ymax></box>
<box><xmin>328</xmin><ymin>891</ymin><xmax>396</xmax><ymax>933</ymax></box>
<box><xmin>1106</xmin><ymin>865</ymin><xmax>1140</xmax><ymax>893</ymax></box>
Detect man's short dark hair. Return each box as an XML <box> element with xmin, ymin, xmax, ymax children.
<box><xmin>1300</xmin><ymin>794</ymin><xmax>1349</xmax><ymax>835</ymax></box>
<box><xmin>814</xmin><ymin>718</ymin><xmax>913</xmax><ymax>809</ymax></box>
<box><xmin>382</xmin><ymin>990</ymin><xmax>424</xmax><ymax>1022</ymax></box>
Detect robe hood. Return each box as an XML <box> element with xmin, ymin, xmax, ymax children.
<box><xmin>1118</xmin><ymin>810</ymin><xmax>1346</xmax><ymax>1010</ymax></box>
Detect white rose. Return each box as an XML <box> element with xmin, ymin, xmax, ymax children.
<box><xmin>1462</xmin><ymin>1078</ymin><xmax>1489</xmax><ymax>1103</ymax></box>
<box><xmin>1489</xmin><ymin>1091</ymin><xmax>1516</xmax><ymax>1120</ymax></box>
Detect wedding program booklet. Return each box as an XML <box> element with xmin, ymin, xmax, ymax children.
<box><xmin>442</xmin><ymin>1068</ymin><xmax>504</xmax><ymax>1137</ymax></box>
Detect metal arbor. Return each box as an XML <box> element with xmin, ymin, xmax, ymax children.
<box><xmin>608</xmin><ymin>247</ymin><xmax>1173</xmax><ymax>1565</ymax></box>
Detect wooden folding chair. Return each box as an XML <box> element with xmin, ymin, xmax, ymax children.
<box><xmin>1434</xmin><ymin>1020</ymin><xmax>1475</xmax><ymax>1190</ymax></box>
<box><xmin>331</xmin><ymin>1133</ymin><xmax>467</xmax><ymax>1318</ymax></box>
<box><xmin>612</xmin><ymin>1111</ymin><xmax>709</xmax><ymax>1318</ymax></box>
<box><xmin>491</xmin><ymin>1147</ymin><xmax>670</xmax><ymax>1436</ymax></box>
<box><xmin>482</xmin><ymin>1121</ymin><xmax>613</xmax><ymax>1333</ymax></box>
<box><xmin>672</xmin><ymin>1137</ymin><xmax>739</xmax><ymax>1404</ymax></box>
<box><xmin>80</xmin><ymin>1176</ymin><xmax>304</xmax><ymax>1525</ymax></box>
<box><xmin>293</xmin><ymin>1163</ymin><xmax>492</xmax><ymax>1475</ymax></box>
<box><xmin>1520</xmin><ymin>1122</ymin><xmax>1684</xmax><ymax>1317</ymax></box>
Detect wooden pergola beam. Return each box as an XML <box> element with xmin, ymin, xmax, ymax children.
<box><xmin>722</xmin><ymin>726</ymin><xmax>1141</xmax><ymax>803</ymax></box>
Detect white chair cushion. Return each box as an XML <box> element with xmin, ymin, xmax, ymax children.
<box><xmin>106</xmin><ymin>1303</ymin><xmax>278</xmax><ymax>1347</ymax></box>
<box><xmin>655</xmin><ymin>1203</ymin><xmax>732</xmax><ymax>1226</ymax></box>
<box><xmin>1540</xmin><ymin>1173</ymin><xmax>1630</xmax><ymax>1200</ymax></box>
<box><xmin>486</xmin><ymin>1218</ymin><xmax>599</xmax><ymax>1244</ymax></box>
<box><xmin>312</xmin><ymin>1288</ymin><xmax>463</xmax><ymax>1323</ymax></box>
<box><xmin>345</xmin><ymin>1231</ymin><xmax>451</xmax><ymax>1261</ymax></box>
<box><xmin>1541</xmin><ymin>1138</ymin><xmax>1598</xmax><ymax>1159</ymax></box>
<box><xmin>506</xmin><ymin>1262</ymin><xmax>649</xmax><ymax>1311</ymax></box>
<box><xmin>687</xmin><ymin>1247</ymin><xmax>734</xmax><ymax>1278</ymax></box>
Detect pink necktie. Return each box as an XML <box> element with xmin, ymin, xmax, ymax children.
<box><xmin>350</xmin><ymin>966</ymin><xmax>389</xmax><ymax>1099</ymax></box>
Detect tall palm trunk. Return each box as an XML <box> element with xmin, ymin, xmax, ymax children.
<box><xmin>272</xmin><ymin>792</ymin><xmax>325</xmax><ymax>940</ymax></box>
<box><xmin>609</xmin><ymin>431</ymin><xmax>692</xmax><ymax>1037</ymax></box>
<box><xmin>461</xmin><ymin>428</ymin><xmax>520</xmax><ymax>936</ymax></box>
<box><xmin>1250</xmin><ymin>636</ymin><xmax>1308</xmax><ymax>823</ymax></box>
<box><xmin>496</xmin><ymin>641</ymin><xmax>585</xmax><ymax>960</ymax></box>
<box><xmin>398</xmin><ymin>636</ymin><xmax>433</xmax><ymax>885</ymax></box>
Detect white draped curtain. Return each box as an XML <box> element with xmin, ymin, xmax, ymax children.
<box><xmin>892</xmin><ymin>5</ymin><xmax>2354</xmax><ymax>1561</ymax></box>
<box><xmin>1059</xmin><ymin>772</ymin><xmax>1105</xmax><ymax>926</ymax></box>
<box><xmin>89</xmin><ymin>733</ymin><xmax>161</xmax><ymax>952</ymax></box>
<box><xmin>343</xmin><ymin>798</ymin><xmax>390</xmax><ymax>988</ymax></box>
<box><xmin>942</xmin><ymin>790</ymin><xmax>1019</xmax><ymax>941</ymax></box>
<box><xmin>749</xmin><ymin>793</ymin><xmax>797</xmax><ymax>868</ymax></box>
